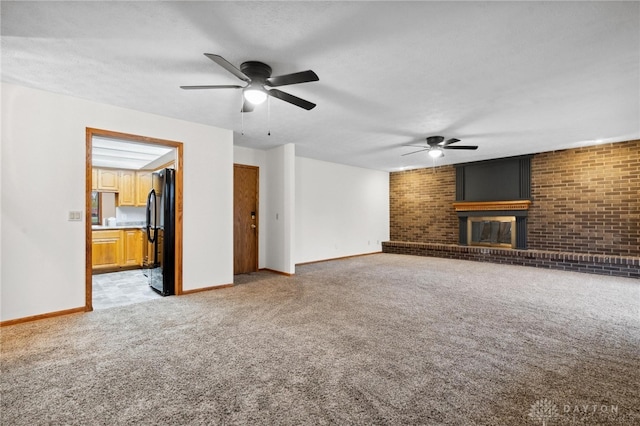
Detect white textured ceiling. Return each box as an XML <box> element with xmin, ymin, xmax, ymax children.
<box><xmin>2</xmin><ymin>1</ymin><xmax>639</xmax><ymax>171</ymax></box>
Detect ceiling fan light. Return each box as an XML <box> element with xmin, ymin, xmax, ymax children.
<box><xmin>244</xmin><ymin>86</ymin><xmax>267</xmax><ymax>105</ymax></box>
<box><xmin>428</xmin><ymin>148</ymin><xmax>444</xmax><ymax>158</ymax></box>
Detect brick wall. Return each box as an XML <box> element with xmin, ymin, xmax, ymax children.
<box><xmin>387</xmin><ymin>140</ymin><xmax>640</xmax><ymax>276</ymax></box>
<box><xmin>529</xmin><ymin>140</ymin><xmax>640</xmax><ymax>257</ymax></box>
<box><xmin>389</xmin><ymin>166</ymin><xmax>458</xmax><ymax>244</ymax></box>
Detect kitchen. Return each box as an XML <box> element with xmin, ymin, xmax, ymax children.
<box><xmin>91</xmin><ymin>136</ymin><xmax>176</xmax><ymax>309</ymax></box>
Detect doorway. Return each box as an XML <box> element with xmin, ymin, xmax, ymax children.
<box><xmin>234</xmin><ymin>164</ymin><xmax>259</xmax><ymax>274</ymax></box>
<box><xmin>85</xmin><ymin>128</ymin><xmax>184</xmax><ymax>311</ymax></box>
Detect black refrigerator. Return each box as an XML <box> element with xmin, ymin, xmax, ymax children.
<box><xmin>145</xmin><ymin>168</ymin><xmax>175</xmax><ymax>296</ymax></box>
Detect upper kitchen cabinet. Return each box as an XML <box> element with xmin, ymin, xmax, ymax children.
<box><xmin>92</xmin><ymin>167</ymin><xmax>154</xmax><ymax>207</ymax></box>
<box><xmin>95</xmin><ymin>168</ymin><xmax>119</xmax><ymax>192</ymax></box>
<box><xmin>117</xmin><ymin>170</ymin><xmax>136</xmax><ymax>206</ymax></box>
<box><xmin>92</xmin><ymin>168</ymin><xmax>98</xmax><ymax>190</ymax></box>
<box><xmin>135</xmin><ymin>171</ymin><xmax>153</xmax><ymax>207</ymax></box>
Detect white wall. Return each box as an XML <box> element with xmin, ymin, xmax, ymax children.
<box><xmin>1</xmin><ymin>83</ymin><xmax>234</xmax><ymax>322</ymax></box>
<box><xmin>234</xmin><ymin>147</ymin><xmax>390</xmax><ymax>269</ymax></box>
<box><xmin>295</xmin><ymin>157</ymin><xmax>389</xmax><ymax>264</ymax></box>
<box><xmin>1</xmin><ymin>84</ymin><xmax>392</xmax><ymax>322</ymax></box>
<box><xmin>265</xmin><ymin>144</ymin><xmax>296</xmax><ymax>274</ymax></box>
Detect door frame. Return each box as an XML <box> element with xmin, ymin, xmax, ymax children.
<box><xmin>85</xmin><ymin>128</ymin><xmax>184</xmax><ymax>311</ymax></box>
<box><xmin>234</xmin><ymin>163</ymin><xmax>259</xmax><ymax>274</ymax></box>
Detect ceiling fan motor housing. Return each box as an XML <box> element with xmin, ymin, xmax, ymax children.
<box><xmin>240</xmin><ymin>61</ymin><xmax>272</xmax><ymax>84</ymax></box>
<box><xmin>427</xmin><ymin>136</ymin><xmax>445</xmax><ymax>146</ymax></box>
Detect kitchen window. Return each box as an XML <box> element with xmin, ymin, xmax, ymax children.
<box><xmin>91</xmin><ymin>191</ymin><xmax>101</xmax><ymax>225</ymax></box>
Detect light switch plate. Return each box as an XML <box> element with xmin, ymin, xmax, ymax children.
<box><xmin>68</xmin><ymin>211</ymin><xmax>83</xmax><ymax>221</ymax></box>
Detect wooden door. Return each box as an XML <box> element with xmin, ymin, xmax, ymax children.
<box><xmin>234</xmin><ymin>164</ymin><xmax>258</xmax><ymax>274</ymax></box>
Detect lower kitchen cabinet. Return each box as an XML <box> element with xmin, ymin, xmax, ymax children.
<box><xmin>144</xmin><ymin>238</ymin><xmax>155</xmax><ymax>269</ymax></box>
<box><xmin>92</xmin><ymin>229</ymin><xmax>145</xmax><ymax>271</ymax></box>
<box><xmin>92</xmin><ymin>230</ymin><xmax>122</xmax><ymax>270</ymax></box>
<box><xmin>122</xmin><ymin>229</ymin><xmax>143</xmax><ymax>266</ymax></box>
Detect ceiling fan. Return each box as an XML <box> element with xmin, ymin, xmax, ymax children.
<box><xmin>180</xmin><ymin>54</ymin><xmax>319</xmax><ymax>112</ymax></box>
<box><xmin>402</xmin><ymin>136</ymin><xmax>478</xmax><ymax>159</ymax></box>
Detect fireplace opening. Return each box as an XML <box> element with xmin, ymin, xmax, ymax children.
<box><xmin>467</xmin><ymin>216</ymin><xmax>516</xmax><ymax>248</ymax></box>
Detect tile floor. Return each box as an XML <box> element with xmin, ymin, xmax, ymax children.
<box><xmin>92</xmin><ymin>269</ymin><xmax>161</xmax><ymax>310</ymax></box>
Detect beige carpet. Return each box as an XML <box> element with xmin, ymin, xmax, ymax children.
<box><xmin>2</xmin><ymin>254</ymin><xmax>639</xmax><ymax>425</ymax></box>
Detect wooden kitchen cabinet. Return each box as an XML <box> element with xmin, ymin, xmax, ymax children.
<box><xmin>138</xmin><ymin>230</ymin><xmax>145</xmax><ymax>267</ymax></box>
<box><xmin>95</xmin><ymin>168</ymin><xmax>119</xmax><ymax>191</ymax></box>
<box><xmin>92</xmin><ymin>229</ymin><xmax>145</xmax><ymax>271</ymax></box>
<box><xmin>122</xmin><ymin>229</ymin><xmax>143</xmax><ymax>266</ymax></box>
<box><xmin>92</xmin><ymin>168</ymin><xmax>153</xmax><ymax>206</ymax></box>
<box><xmin>91</xmin><ymin>168</ymin><xmax>98</xmax><ymax>190</ymax></box>
<box><xmin>157</xmin><ymin>230</ymin><xmax>164</xmax><ymax>263</ymax></box>
<box><xmin>92</xmin><ymin>230</ymin><xmax>122</xmax><ymax>270</ymax></box>
<box><xmin>117</xmin><ymin>170</ymin><xmax>136</xmax><ymax>206</ymax></box>
<box><xmin>135</xmin><ymin>171</ymin><xmax>153</xmax><ymax>207</ymax></box>
<box><xmin>142</xmin><ymin>228</ymin><xmax>160</xmax><ymax>268</ymax></box>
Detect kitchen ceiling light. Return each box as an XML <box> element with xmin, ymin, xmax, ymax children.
<box><xmin>243</xmin><ymin>86</ymin><xmax>267</xmax><ymax>105</ymax></box>
<box><xmin>428</xmin><ymin>148</ymin><xmax>444</xmax><ymax>158</ymax></box>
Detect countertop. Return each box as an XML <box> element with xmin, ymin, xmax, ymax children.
<box><xmin>92</xmin><ymin>224</ymin><xmax>145</xmax><ymax>230</ymax></box>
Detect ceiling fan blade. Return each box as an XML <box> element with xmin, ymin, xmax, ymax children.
<box><xmin>442</xmin><ymin>138</ymin><xmax>461</xmax><ymax>146</ymax></box>
<box><xmin>241</xmin><ymin>100</ymin><xmax>255</xmax><ymax>113</ymax></box>
<box><xmin>402</xmin><ymin>144</ymin><xmax>429</xmax><ymax>148</ymax></box>
<box><xmin>266</xmin><ymin>70</ymin><xmax>319</xmax><ymax>87</ymax></box>
<box><xmin>443</xmin><ymin>145</ymin><xmax>478</xmax><ymax>150</ymax></box>
<box><xmin>204</xmin><ymin>54</ymin><xmax>251</xmax><ymax>83</ymax></box>
<box><xmin>180</xmin><ymin>85</ymin><xmax>243</xmax><ymax>90</ymax></box>
<box><xmin>401</xmin><ymin>148</ymin><xmax>430</xmax><ymax>156</ymax></box>
<box><xmin>268</xmin><ymin>89</ymin><xmax>316</xmax><ymax>110</ymax></box>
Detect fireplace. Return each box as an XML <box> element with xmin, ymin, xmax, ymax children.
<box><xmin>453</xmin><ymin>200</ymin><xmax>531</xmax><ymax>250</ymax></box>
<box><xmin>468</xmin><ymin>216</ymin><xmax>516</xmax><ymax>248</ymax></box>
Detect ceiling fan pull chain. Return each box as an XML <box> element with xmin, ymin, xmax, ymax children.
<box><xmin>240</xmin><ymin>92</ymin><xmax>244</xmax><ymax>135</ymax></box>
<box><xmin>267</xmin><ymin>95</ymin><xmax>271</xmax><ymax>136</ymax></box>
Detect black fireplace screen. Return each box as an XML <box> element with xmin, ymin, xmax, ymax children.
<box><xmin>468</xmin><ymin>216</ymin><xmax>516</xmax><ymax>248</ymax></box>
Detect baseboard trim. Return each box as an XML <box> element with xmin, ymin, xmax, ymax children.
<box><xmin>1</xmin><ymin>306</ymin><xmax>86</xmax><ymax>327</ymax></box>
<box><xmin>260</xmin><ymin>268</ymin><xmax>294</xmax><ymax>277</ymax></box>
<box><xmin>181</xmin><ymin>283</ymin><xmax>234</xmax><ymax>295</ymax></box>
<box><xmin>296</xmin><ymin>251</ymin><xmax>382</xmax><ymax>266</ymax></box>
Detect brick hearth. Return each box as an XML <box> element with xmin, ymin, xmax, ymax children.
<box><xmin>382</xmin><ymin>241</ymin><xmax>639</xmax><ymax>278</ymax></box>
